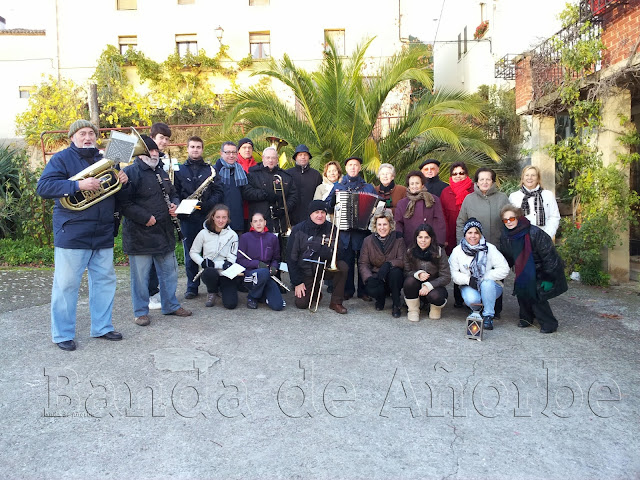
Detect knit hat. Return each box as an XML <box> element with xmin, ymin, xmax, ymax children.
<box><xmin>345</xmin><ymin>156</ymin><xmax>362</xmax><ymax>165</ymax></box>
<box><xmin>293</xmin><ymin>144</ymin><xmax>312</xmax><ymax>160</ymax></box>
<box><xmin>308</xmin><ymin>199</ymin><xmax>328</xmax><ymax>216</ymax></box>
<box><xmin>463</xmin><ymin>217</ymin><xmax>483</xmax><ymax>236</ymax></box>
<box><xmin>68</xmin><ymin>120</ymin><xmax>98</xmax><ymax>138</ymax></box>
<box><xmin>140</xmin><ymin>135</ymin><xmax>159</xmax><ymax>152</ymax></box>
<box><xmin>237</xmin><ymin>138</ymin><xmax>254</xmax><ymax>149</ymax></box>
<box><xmin>419</xmin><ymin>158</ymin><xmax>441</xmax><ymax>169</ymax></box>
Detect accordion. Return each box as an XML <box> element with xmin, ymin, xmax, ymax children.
<box><xmin>335</xmin><ymin>191</ymin><xmax>385</xmax><ymax>231</ymax></box>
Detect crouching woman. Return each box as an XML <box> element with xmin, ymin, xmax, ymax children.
<box><xmin>189</xmin><ymin>204</ymin><xmax>239</xmax><ymax>309</ymax></box>
<box><xmin>403</xmin><ymin>224</ymin><xmax>451</xmax><ymax>322</ymax></box>
<box><xmin>499</xmin><ymin>205</ymin><xmax>567</xmax><ymax>334</ymax></box>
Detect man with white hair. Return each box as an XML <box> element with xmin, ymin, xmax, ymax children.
<box><xmin>244</xmin><ymin>147</ymin><xmax>298</xmax><ymax>236</ymax></box>
<box><xmin>36</xmin><ymin>119</ymin><xmax>127</xmax><ymax>351</ymax></box>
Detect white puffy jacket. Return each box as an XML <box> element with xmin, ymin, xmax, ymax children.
<box><xmin>448</xmin><ymin>242</ymin><xmax>509</xmax><ymax>287</ymax></box>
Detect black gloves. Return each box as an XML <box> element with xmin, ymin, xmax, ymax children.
<box><xmin>319</xmin><ymin>245</ymin><xmax>332</xmax><ymax>262</ymax></box>
<box><xmin>377</xmin><ymin>262</ymin><xmax>392</xmax><ymax>281</ymax></box>
<box><xmin>223</xmin><ymin>261</ymin><xmax>232</xmax><ymax>270</ymax></box>
<box><xmin>469</xmin><ymin>276</ymin><xmax>478</xmax><ymax>290</ymax></box>
<box><xmin>201</xmin><ymin>259</ymin><xmax>214</xmax><ymax>268</ymax></box>
<box><xmin>272</xmin><ymin>208</ymin><xmax>285</xmax><ymax>218</ymax></box>
<box><xmin>258</xmin><ymin>261</ymin><xmax>269</xmax><ymax>269</ymax></box>
<box><xmin>270</xmin><ymin>265</ymin><xmax>279</xmax><ymax>276</ymax></box>
<box><xmin>266</xmin><ymin>190</ymin><xmax>278</xmax><ymax>203</ymax></box>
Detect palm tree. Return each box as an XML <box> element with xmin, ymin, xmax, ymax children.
<box><xmin>225</xmin><ymin>38</ymin><xmax>498</xmax><ymax>181</ymax></box>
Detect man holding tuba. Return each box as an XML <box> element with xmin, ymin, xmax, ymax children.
<box><xmin>36</xmin><ymin>119</ymin><xmax>127</xmax><ymax>351</ymax></box>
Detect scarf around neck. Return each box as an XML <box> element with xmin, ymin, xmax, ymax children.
<box><xmin>460</xmin><ymin>236</ymin><xmax>488</xmax><ymax>289</ymax></box>
<box><xmin>449</xmin><ymin>176</ymin><xmax>473</xmax><ymax>209</ymax></box>
<box><xmin>520</xmin><ymin>185</ymin><xmax>546</xmax><ymax>226</ymax></box>
<box><xmin>404</xmin><ymin>188</ymin><xmax>435</xmax><ymax>218</ymax></box>
<box><xmin>505</xmin><ymin>217</ymin><xmax>537</xmax><ymax>300</ymax></box>
<box><xmin>411</xmin><ymin>244</ymin><xmax>433</xmax><ymax>262</ymax></box>
<box><xmin>218</xmin><ymin>158</ymin><xmax>248</xmax><ymax>186</ymax></box>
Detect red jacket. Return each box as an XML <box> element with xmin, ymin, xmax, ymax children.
<box><xmin>440</xmin><ymin>184</ymin><xmax>473</xmax><ymax>255</ymax></box>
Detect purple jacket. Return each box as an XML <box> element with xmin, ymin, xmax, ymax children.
<box><xmin>237</xmin><ymin>230</ymin><xmax>281</xmax><ymax>269</ymax></box>
<box><xmin>394</xmin><ymin>195</ymin><xmax>446</xmax><ymax>249</ymax></box>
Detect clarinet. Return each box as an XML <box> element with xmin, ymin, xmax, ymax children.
<box><xmin>155</xmin><ymin>172</ymin><xmax>185</xmax><ymax>241</ymax></box>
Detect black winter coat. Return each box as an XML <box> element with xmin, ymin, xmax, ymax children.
<box><xmin>119</xmin><ymin>158</ymin><xmax>180</xmax><ymax>255</ymax></box>
<box><xmin>499</xmin><ymin>224</ymin><xmax>568</xmax><ymax>301</ymax></box>
<box><xmin>286</xmin><ymin>164</ymin><xmax>323</xmax><ymax>225</ymax></box>
<box><xmin>287</xmin><ymin>219</ymin><xmax>334</xmax><ymax>286</ymax></box>
<box><xmin>212</xmin><ymin>158</ymin><xmax>247</xmax><ymax>232</ymax></box>
<box><xmin>174</xmin><ymin>158</ymin><xmax>224</xmax><ymax>226</ymax></box>
<box><xmin>244</xmin><ymin>164</ymin><xmax>297</xmax><ymax>233</ymax></box>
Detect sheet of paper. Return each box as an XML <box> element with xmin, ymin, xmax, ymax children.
<box><xmin>221</xmin><ymin>263</ymin><xmax>245</xmax><ymax>279</ymax></box>
<box><xmin>175</xmin><ymin>199</ymin><xmax>200</xmax><ymax>215</ymax></box>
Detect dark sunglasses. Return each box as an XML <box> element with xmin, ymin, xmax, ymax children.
<box><xmin>451</xmin><ymin>172</ymin><xmax>466</xmax><ymax>176</ymax></box>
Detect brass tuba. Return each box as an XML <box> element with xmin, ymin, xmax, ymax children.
<box><xmin>60</xmin><ymin>127</ymin><xmax>150</xmax><ymax>211</ymax></box>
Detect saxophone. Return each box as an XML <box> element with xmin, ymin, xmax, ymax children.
<box><xmin>188</xmin><ymin>166</ymin><xmax>216</xmax><ymax>201</ymax></box>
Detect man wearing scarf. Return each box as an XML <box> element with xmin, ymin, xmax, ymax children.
<box><xmin>118</xmin><ymin>135</ymin><xmax>192</xmax><ymax>326</ymax></box>
<box><xmin>331</xmin><ymin>156</ymin><xmax>376</xmax><ymax>300</ymax></box>
<box><xmin>213</xmin><ymin>141</ymin><xmax>249</xmax><ymax>236</ymax></box>
<box><xmin>286</xmin><ymin>144</ymin><xmax>323</xmax><ymax>226</ymax></box>
<box><xmin>237</xmin><ymin>138</ymin><xmax>258</xmax><ymax>230</ymax></box>
<box><xmin>36</xmin><ymin>120</ymin><xmax>127</xmax><ymax>351</ymax></box>
<box><xmin>175</xmin><ymin>136</ymin><xmax>224</xmax><ymax>299</ymax></box>
<box><xmin>288</xmin><ymin>200</ymin><xmax>349</xmax><ymax>313</ymax></box>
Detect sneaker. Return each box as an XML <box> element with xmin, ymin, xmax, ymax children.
<box><xmin>205</xmin><ymin>293</ymin><xmax>216</xmax><ymax>307</ymax></box>
<box><xmin>168</xmin><ymin>307</ymin><xmax>192</xmax><ymax>317</ymax></box>
<box><xmin>247</xmin><ymin>297</ymin><xmax>258</xmax><ymax>309</ymax></box>
<box><xmin>482</xmin><ymin>316</ymin><xmax>494</xmax><ymax>330</ymax></box>
<box><xmin>148</xmin><ymin>293</ymin><xmax>162</xmax><ymax>310</ymax></box>
<box><xmin>135</xmin><ymin>315</ymin><xmax>151</xmax><ymax>326</ymax></box>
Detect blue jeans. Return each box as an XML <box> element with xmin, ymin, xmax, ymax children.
<box><xmin>129</xmin><ymin>252</ymin><xmax>181</xmax><ymax>316</ymax></box>
<box><xmin>460</xmin><ymin>280</ymin><xmax>503</xmax><ymax>317</ymax></box>
<box><xmin>244</xmin><ymin>268</ymin><xmax>285</xmax><ymax>311</ymax></box>
<box><xmin>51</xmin><ymin>247</ymin><xmax>116</xmax><ymax>343</ymax></box>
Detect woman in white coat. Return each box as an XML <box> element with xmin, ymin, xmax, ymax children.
<box><xmin>449</xmin><ymin>218</ymin><xmax>509</xmax><ymax>331</ymax></box>
<box><xmin>508</xmin><ymin>166</ymin><xmax>560</xmax><ymax>239</ymax></box>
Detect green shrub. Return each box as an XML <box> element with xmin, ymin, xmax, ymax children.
<box><xmin>0</xmin><ymin>238</ymin><xmax>54</xmax><ymax>266</ymax></box>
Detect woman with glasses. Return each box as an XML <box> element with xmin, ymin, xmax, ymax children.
<box><xmin>508</xmin><ymin>165</ymin><xmax>561</xmax><ymax>239</ymax></box>
<box><xmin>374</xmin><ymin>163</ymin><xmax>407</xmax><ymax>215</ymax></box>
<box><xmin>440</xmin><ymin>161</ymin><xmax>474</xmax><ymax>308</ymax></box>
<box><xmin>499</xmin><ymin>205</ymin><xmax>567</xmax><ymax>334</ymax></box>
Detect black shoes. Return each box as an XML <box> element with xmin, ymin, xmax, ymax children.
<box><xmin>184</xmin><ymin>291</ymin><xmax>198</xmax><ymax>299</ymax></box>
<box><xmin>482</xmin><ymin>316</ymin><xmax>494</xmax><ymax>330</ymax></box>
<box><xmin>392</xmin><ymin>305</ymin><xmax>401</xmax><ymax>318</ymax></box>
<box><xmin>454</xmin><ymin>302</ymin><xmax>464</xmax><ymax>308</ymax></box>
<box><xmin>518</xmin><ymin>319</ymin><xmax>533</xmax><ymax>328</ymax></box>
<box><xmin>98</xmin><ymin>331</ymin><xmax>123</xmax><ymax>341</ymax></box>
<box><xmin>247</xmin><ymin>297</ymin><xmax>258</xmax><ymax>309</ymax></box>
<box><xmin>540</xmin><ymin>327</ymin><xmax>557</xmax><ymax>334</ymax></box>
<box><xmin>57</xmin><ymin>340</ymin><xmax>76</xmax><ymax>351</ymax></box>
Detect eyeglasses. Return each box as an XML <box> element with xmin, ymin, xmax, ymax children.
<box><xmin>502</xmin><ymin>217</ymin><xmax>517</xmax><ymax>224</ymax></box>
<box><xmin>223</xmin><ymin>151</ymin><xmax>237</xmax><ymax>155</ymax></box>
<box><xmin>451</xmin><ymin>172</ymin><xmax>466</xmax><ymax>176</ymax></box>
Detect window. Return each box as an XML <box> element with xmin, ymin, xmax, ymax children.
<box><xmin>463</xmin><ymin>26</ymin><xmax>467</xmax><ymax>54</ymax></box>
<box><xmin>176</xmin><ymin>34</ymin><xmax>198</xmax><ymax>57</ymax></box>
<box><xmin>118</xmin><ymin>35</ymin><xmax>137</xmax><ymax>55</ymax></box>
<box><xmin>457</xmin><ymin>33</ymin><xmax>462</xmax><ymax>60</ymax></box>
<box><xmin>19</xmin><ymin>86</ymin><xmax>35</xmax><ymax>99</ymax></box>
<box><xmin>117</xmin><ymin>0</ymin><xmax>137</xmax><ymax>10</ymax></box>
<box><xmin>249</xmin><ymin>32</ymin><xmax>270</xmax><ymax>59</ymax></box>
<box><xmin>324</xmin><ymin>29</ymin><xmax>345</xmax><ymax>56</ymax></box>
<box><xmin>178</xmin><ymin>0</ymin><xmax>195</xmax><ymax>4</ymax></box>
<box><xmin>480</xmin><ymin>2</ymin><xmax>486</xmax><ymax>21</ymax></box>
<box><xmin>249</xmin><ymin>0</ymin><xmax>269</xmax><ymax>5</ymax></box>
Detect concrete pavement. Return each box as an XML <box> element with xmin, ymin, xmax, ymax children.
<box><xmin>0</xmin><ymin>267</ymin><xmax>639</xmax><ymax>479</ymax></box>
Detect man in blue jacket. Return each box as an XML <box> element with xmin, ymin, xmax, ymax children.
<box><xmin>36</xmin><ymin>120</ymin><xmax>126</xmax><ymax>351</ymax></box>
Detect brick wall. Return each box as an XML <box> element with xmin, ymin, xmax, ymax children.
<box><xmin>515</xmin><ymin>55</ymin><xmax>533</xmax><ymax>111</ymax></box>
<box><xmin>601</xmin><ymin>1</ymin><xmax>640</xmax><ymax>68</ymax></box>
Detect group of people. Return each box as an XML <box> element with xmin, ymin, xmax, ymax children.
<box><xmin>37</xmin><ymin>119</ymin><xmax>567</xmax><ymax>352</ymax></box>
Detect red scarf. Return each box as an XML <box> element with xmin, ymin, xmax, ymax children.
<box><xmin>449</xmin><ymin>176</ymin><xmax>473</xmax><ymax>209</ymax></box>
<box><xmin>237</xmin><ymin>155</ymin><xmax>257</xmax><ymax>174</ymax></box>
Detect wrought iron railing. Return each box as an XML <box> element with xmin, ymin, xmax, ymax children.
<box><xmin>494</xmin><ymin>54</ymin><xmax>518</xmax><ymax>80</ymax></box>
<box><xmin>528</xmin><ymin>0</ymin><xmax>602</xmax><ymax>101</ymax></box>
<box><xmin>588</xmin><ymin>0</ymin><xmax>623</xmax><ymax>15</ymax></box>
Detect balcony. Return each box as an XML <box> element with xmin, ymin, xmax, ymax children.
<box><xmin>494</xmin><ymin>54</ymin><xmax>518</xmax><ymax>80</ymax></box>
<box><xmin>589</xmin><ymin>0</ymin><xmax>623</xmax><ymax>16</ymax></box>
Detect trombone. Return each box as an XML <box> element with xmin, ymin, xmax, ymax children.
<box><xmin>308</xmin><ymin>204</ymin><xmax>342</xmax><ymax>312</ymax></box>
<box><xmin>273</xmin><ymin>174</ymin><xmax>292</xmax><ymax>237</ymax></box>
